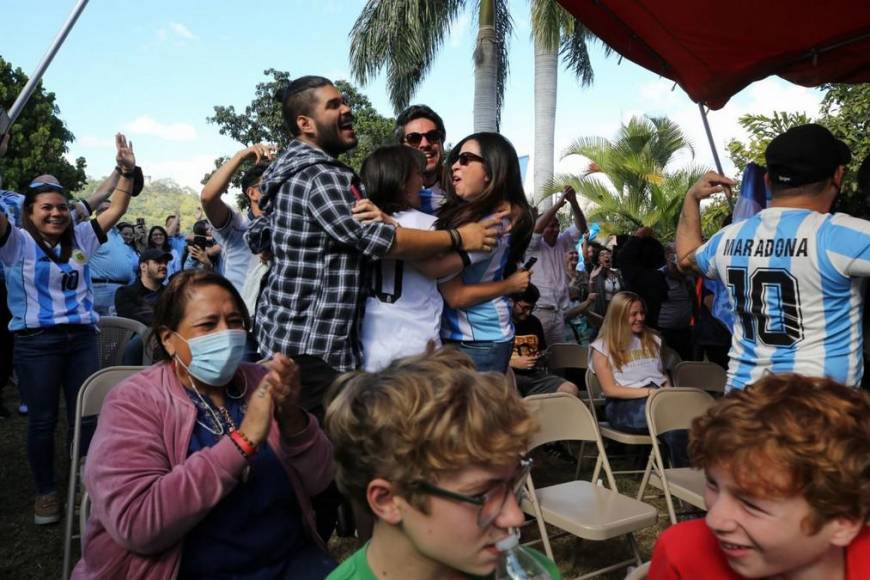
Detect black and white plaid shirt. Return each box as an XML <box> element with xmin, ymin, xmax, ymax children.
<box><xmin>248</xmin><ymin>140</ymin><xmax>396</xmax><ymax>371</ymax></box>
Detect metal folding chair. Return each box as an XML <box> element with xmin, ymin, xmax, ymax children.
<box><xmin>62</xmin><ymin>366</ymin><xmax>144</xmax><ymax>579</ymax></box>
<box><xmin>97</xmin><ymin>316</ymin><xmax>148</xmax><ymax>369</ymax></box>
<box><xmin>523</xmin><ymin>393</ymin><xmax>658</xmax><ymax>579</ymax></box>
<box><xmin>672</xmin><ymin>361</ymin><xmax>727</xmax><ymax>394</ymax></box>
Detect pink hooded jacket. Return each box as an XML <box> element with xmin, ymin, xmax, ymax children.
<box><xmin>72</xmin><ymin>362</ymin><xmax>334</xmax><ymax>579</ymax></box>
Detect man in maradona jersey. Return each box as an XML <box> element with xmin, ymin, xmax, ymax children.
<box><xmin>396</xmin><ymin>105</ymin><xmax>447</xmax><ymax>215</ymax></box>
<box><xmin>676</xmin><ymin>124</ymin><xmax>870</xmax><ymax>390</ymax></box>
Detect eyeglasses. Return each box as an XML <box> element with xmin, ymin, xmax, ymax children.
<box><xmin>457</xmin><ymin>151</ymin><xmax>486</xmax><ymax>167</ymax></box>
<box><xmin>403</xmin><ymin>130</ymin><xmax>443</xmax><ymax>146</ymax></box>
<box><xmin>415</xmin><ymin>457</ymin><xmax>533</xmax><ymax>529</ymax></box>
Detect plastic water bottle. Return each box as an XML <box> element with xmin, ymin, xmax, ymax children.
<box><xmin>494</xmin><ymin>533</ymin><xmax>551</xmax><ymax>580</ymax></box>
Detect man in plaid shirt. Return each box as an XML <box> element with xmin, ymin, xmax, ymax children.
<box><xmin>247</xmin><ymin>76</ymin><xmax>500</xmax><ymax>413</ymax></box>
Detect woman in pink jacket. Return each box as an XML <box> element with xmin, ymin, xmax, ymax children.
<box><xmin>72</xmin><ymin>270</ymin><xmax>336</xmax><ymax>579</ymax></box>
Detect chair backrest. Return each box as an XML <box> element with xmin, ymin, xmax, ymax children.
<box><xmin>524</xmin><ymin>393</ymin><xmax>600</xmax><ymax>448</ymax></box>
<box><xmin>98</xmin><ymin>316</ymin><xmax>148</xmax><ymax>368</ymax></box>
<box><xmin>646</xmin><ymin>388</ymin><xmax>716</xmax><ymax>437</ymax></box>
<box><xmin>545</xmin><ymin>342</ymin><xmax>588</xmax><ymax>370</ymax></box>
<box><xmin>673</xmin><ymin>361</ymin><xmax>727</xmax><ymax>393</ymax></box>
<box><xmin>585</xmin><ymin>367</ymin><xmax>603</xmax><ymax>399</ymax></box>
<box><xmin>78</xmin><ymin>366</ymin><xmax>144</xmax><ymax>418</ymax></box>
<box><xmin>524</xmin><ymin>392</ymin><xmax>618</xmax><ymax>489</ymax></box>
<box><xmin>660</xmin><ymin>344</ymin><xmax>682</xmax><ymax>372</ymax></box>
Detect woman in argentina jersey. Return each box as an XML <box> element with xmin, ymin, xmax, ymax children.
<box><xmin>0</xmin><ymin>134</ymin><xmax>136</xmax><ymax>524</ymax></box>
<box><xmin>359</xmin><ymin>146</ymin><xmax>471</xmax><ymax>371</ymax></box>
<box><xmin>436</xmin><ymin>133</ymin><xmax>534</xmax><ymax>373</ymax></box>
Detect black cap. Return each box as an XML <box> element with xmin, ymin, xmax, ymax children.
<box><xmin>139</xmin><ymin>248</ymin><xmax>172</xmax><ymax>264</ymax></box>
<box><xmin>765</xmin><ymin>124</ymin><xmax>851</xmax><ymax>188</ymax></box>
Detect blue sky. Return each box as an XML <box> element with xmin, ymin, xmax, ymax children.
<box><xmin>5</xmin><ymin>0</ymin><xmax>823</xmax><ymax>199</ymax></box>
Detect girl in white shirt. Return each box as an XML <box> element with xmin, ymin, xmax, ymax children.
<box><xmin>590</xmin><ymin>291</ymin><xmax>688</xmax><ymax>466</ymax></box>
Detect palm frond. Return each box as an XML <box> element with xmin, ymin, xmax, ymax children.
<box><xmin>349</xmin><ymin>0</ymin><xmax>465</xmax><ymax>113</ymax></box>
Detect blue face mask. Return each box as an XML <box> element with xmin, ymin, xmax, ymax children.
<box><xmin>175</xmin><ymin>329</ymin><xmax>247</xmax><ymax>386</ymax></box>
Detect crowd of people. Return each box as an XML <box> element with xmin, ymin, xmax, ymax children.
<box><xmin>0</xmin><ymin>74</ymin><xmax>867</xmax><ymax>579</ymax></box>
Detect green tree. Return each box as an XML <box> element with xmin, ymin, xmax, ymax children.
<box><xmin>349</xmin><ymin>0</ymin><xmax>512</xmax><ymax>131</ymax></box>
<box><xmin>74</xmin><ymin>176</ymin><xmax>201</xmax><ymax>233</ymax></box>
<box><xmin>547</xmin><ymin>115</ymin><xmax>708</xmax><ymax>240</ymax></box>
<box><xmin>0</xmin><ymin>56</ymin><xmax>87</xmax><ymax>193</ymax></box>
<box><xmin>206</xmin><ymin>69</ymin><xmax>394</xmax><ymax>208</ymax></box>
<box><xmin>818</xmin><ymin>83</ymin><xmax>870</xmax><ymax>217</ymax></box>
<box><xmin>726</xmin><ymin>111</ymin><xmax>812</xmax><ymax>175</ymax></box>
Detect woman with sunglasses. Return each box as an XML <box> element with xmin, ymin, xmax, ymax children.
<box><xmin>436</xmin><ymin>133</ymin><xmax>534</xmax><ymax>373</ymax></box>
<box><xmin>0</xmin><ymin>134</ymin><xmax>136</xmax><ymax>525</ymax></box>
<box><xmin>147</xmin><ymin>225</ymin><xmax>182</xmax><ymax>278</ymax></box>
<box><xmin>325</xmin><ymin>347</ymin><xmax>560</xmax><ymax>579</ymax></box>
<box><xmin>73</xmin><ymin>270</ymin><xmax>336</xmax><ymax>579</ymax></box>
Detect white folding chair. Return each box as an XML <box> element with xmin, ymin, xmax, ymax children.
<box><xmin>523</xmin><ymin>393</ymin><xmax>658</xmax><ymax>579</ymax></box>
<box><xmin>97</xmin><ymin>316</ymin><xmax>148</xmax><ymax>369</ymax></box>
<box><xmin>639</xmin><ymin>387</ymin><xmax>716</xmax><ymax>525</ymax></box>
<box><xmin>62</xmin><ymin>366</ymin><xmax>144</xmax><ymax>579</ymax></box>
<box><xmin>672</xmin><ymin>361</ymin><xmax>727</xmax><ymax>394</ymax></box>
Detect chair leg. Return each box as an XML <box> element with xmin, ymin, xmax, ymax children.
<box><xmin>627</xmin><ymin>533</ymin><xmax>643</xmax><ymax>566</ymax></box>
<box><xmin>62</xmin><ymin>456</ymin><xmax>81</xmax><ymax>579</ymax></box>
<box><xmin>573</xmin><ymin>441</ymin><xmax>587</xmax><ymax>480</ymax></box>
<box><xmin>635</xmin><ymin>452</ymin><xmax>655</xmax><ymax>500</ymax></box>
<box><xmin>591</xmin><ymin>454</ymin><xmax>603</xmax><ymax>487</ymax></box>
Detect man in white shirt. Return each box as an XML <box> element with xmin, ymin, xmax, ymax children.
<box><xmin>200</xmin><ymin>144</ymin><xmax>274</xmax><ymax>315</ymax></box>
<box><xmin>526</xmin><ymin>186</ymin><xmax>588</xmax><ymax>347</ymax></box>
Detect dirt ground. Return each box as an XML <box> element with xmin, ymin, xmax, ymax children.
<box><xmin>0</xmin><ymin>382</ymin><xmax>678</xmax><ymax>580</ymax></box>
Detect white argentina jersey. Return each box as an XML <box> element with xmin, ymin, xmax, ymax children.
<box><xmin>0</xmin><ymin>221</ymin><xmax>104</xmax><ymax>331</ymax></box>
<box><xmin>441</xmin><ymin>220</ymin><xmax>514</xmax><ymax>343</ymax></box>
<box><xmin>695</xmin><ymin>207</ymin><xmax>870</xmax><ymax>390</ymax></box>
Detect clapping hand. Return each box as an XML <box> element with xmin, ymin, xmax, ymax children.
<box><xmin>115</xmin><ymin>133</ymin><xmax>135</xmax><ymax>172</ymax></box>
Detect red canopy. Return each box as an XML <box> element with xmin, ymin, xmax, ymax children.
<box><xmin>557</xmin><ymin>0</ymin><xmax>870</xmax><ymax>109</ymax></box>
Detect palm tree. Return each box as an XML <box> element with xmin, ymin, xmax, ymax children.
<box><xmin>349</xmin><ymin>0</ymin><xmax>512</xmax><ymax>131</ymax></box>
<box><xmin>529</xmin><ymin>0</ymin><xmax>601</xmax><ymax>207</ymax></box>
<box><xmin>546</xmin><ymin>115</ymin><xmax>708</xmax><ymax>240</ymax></box>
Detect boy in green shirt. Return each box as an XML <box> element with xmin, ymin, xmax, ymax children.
<box><xmin>325</xmin><ymin>348</ymin><xmax>560</xmax><ymax>579</ymax></box>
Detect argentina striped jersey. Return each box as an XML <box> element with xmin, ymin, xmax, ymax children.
<box><xmin>0</xmin><ymin>220</ymin><xmax>106</xmax><ymax>331</ymax></box>
<box><xmin>695</xmin><ymin>208</ymin><xmax>870</xmax><ymax>390</ymax></box>
<box><xmin>441</xmin><ymin>224</ymin><xmax>514</xmax><ymax>342</ymax></box>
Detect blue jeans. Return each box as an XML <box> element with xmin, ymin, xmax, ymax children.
<box><xmin>446</xmin><ymin>339</ymin><xmax>514</xmax><ymax>373</ymax></box>
<box><xmin>605</xmin><ymin>394</ymin><xmax>690</xmax><ymax>468</ymax></box>
<box><xmin>15</xmin><ymin>325</ymin><xmax>99</xmax><ymax>495</ymax></box>
<box><xmin>92</xmin><ymin>282</ymin><xmax>123</xmax><ymax>316</ymax></box>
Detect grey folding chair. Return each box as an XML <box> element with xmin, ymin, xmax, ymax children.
<box><xmin>522</xmin><ymin>393</ymin><xmax>658</xmax><ymax>579</ymax></box>
<box><xmin>673</xmin><ymin>361</ymin><xmax>727</xmax><ymax>394</ymax></box>
<box><xmin>583</xmin><ymin>369</ymin><xmax>654</xmax><ymax>484</ymax></box>
<box><xmin>545</xmin><ymin>342</ymin><xmax>588</xmax><ymax>371</ymax></box>
<box><xmin>97</xmin><ymin>316</ymin><xmax>148</xmax><ymax>369</ymax></box>
<box><xmin>660</xmin><ymin>344</ymin><xmax>682</xmax><ymax>374</ymax></box>
<box><xmin>639</xmin><ymin>387</ymin><xmax>716</xmax><ymax>525</ymax></box>
<box><xmin>62</xmin><ymin>366</ymin><xmax>144</xmax><ymax>580</ymax></box>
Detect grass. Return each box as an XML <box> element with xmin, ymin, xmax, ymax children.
<box><xmin>0</xmin><ymin>384</ymin><xmax>685</xmax><ymax>579</ymax></box>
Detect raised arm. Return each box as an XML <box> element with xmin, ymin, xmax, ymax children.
<box><xmin>201</xmin><ymin>144</ymin><xmax>275</xmax><ymax>229</ymax></box>
<box><xmin>676</xmin><ymin>171</ymin><xmax>734</xmax><ymax>273</ymax></box>
<box><xmin>85</xmin><ymin>167</ymin><xmax>121</xmax><ymax>213</ymax></box>
<box><xmin>95</xmin><ymin>134</ymin><xmax>136</xmax><ymax>233</ymax></box>
<box><xmin>565</xmin><ymin>186</ymin><xmax>588</xmax><ymax>234</ymax></box>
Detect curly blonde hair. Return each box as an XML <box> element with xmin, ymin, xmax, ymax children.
<box><xmin>690</xmin><ymin>373</ymin><xmax>870</xmax><ymax>532</ymax></box>
<box><xmin>324</xmin><ymin>347</ymin><xmax>537</xmax><ymax>513</ymax></box>
<box><xmin>598</xmin><ymin>291</ymin><xmax>660</xmax><ymax>372</ymax></box>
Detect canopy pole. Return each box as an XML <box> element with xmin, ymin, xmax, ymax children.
<box><xmin>5</xmin><ymin>0</ymin><xmax>90</xmax><ymax>127</ymax></box>
<box><xmin>698</xmin><ymin>102</ymin><xmax>724</xmax><ymax>175</ymax></box>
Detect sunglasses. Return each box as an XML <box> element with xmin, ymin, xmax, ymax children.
<box><xmin>29</xmin><ymin>181</ymin><xmax>65</xmax><ymax>193</ymax></box>
<box><xmin>415</xmin><ymin>457</ymin><xmax>533</xmax><ymax>529</ymax></box>
<box><xmin>403</xmin><ymin>130</ymin><xmax>443</xmax><ymax>146</ymax></box>
<box><xmin>457</xmin><ymin>151</ymin><xmax>486</xmax><ymax>167</ymax></box>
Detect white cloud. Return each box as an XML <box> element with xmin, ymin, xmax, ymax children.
<box><xmin>124</xmin><ymin>116</ymin><xmax>198</xmax><ymax>142</ymax></box>
<box><xmin>168</xmin><ymin>22</ymin><xmax>197</xmax><ymax>40</ymax></box>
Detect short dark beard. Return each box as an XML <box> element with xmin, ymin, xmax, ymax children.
<box><xmin>314</xmin><ymin>118</ymin><xmax>356</xmax><ymax>158</ymax></box>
